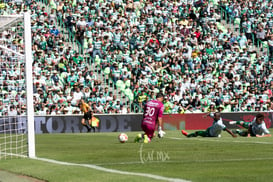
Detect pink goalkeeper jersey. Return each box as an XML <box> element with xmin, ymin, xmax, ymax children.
<box><xmin>142</xmin><ymin>100</ymin><xmax>164</xmax><ymax>128</ymax></box>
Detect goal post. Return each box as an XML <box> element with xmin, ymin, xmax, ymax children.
<box><xmin>0</xmin><ymin>12</ymin><xmax>35</xmax><ymax>159</ymax></box>
<box><xmin>24</xmin><ymin>12</ymin><xmax>35</xmax><ymax>159</ymax></box>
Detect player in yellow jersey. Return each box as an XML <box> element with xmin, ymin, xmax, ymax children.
<box><xmin>80</xmin><ymin>99</ymin><xmax>92</xmax><ymax>132</ymax></box>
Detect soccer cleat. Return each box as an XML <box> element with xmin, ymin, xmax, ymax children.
<box><xmin>134</xmin><ymin>133</ymin><xmax>142</xmax><ymax>143</ymax></box>
<box><xmin>143</xmin><ymin>134</ymin><xmax>150</xmax><ymax>143</ymax></box>
<box><xmin>181</xmin><ymin>130</ymin><xmax>188</xmax><ymax>136</ymax></box>
<box><xmin>229</xmin><ymin>121</ymin><xmax>237</xmax><ymax>125</ymax></box>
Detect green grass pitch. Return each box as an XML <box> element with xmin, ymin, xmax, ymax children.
<box><xmin>1</xmin><ymin>130</ymin><xmax>273</xmax><ymax>182</ymax></box>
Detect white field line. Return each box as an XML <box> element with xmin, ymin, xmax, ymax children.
<box><xmin>93</xmin><ymin>157</ymin><xmax>273</xmax><ymax>166</ymax></box>
<box><xmin>36</xmin><ymin>157</ymin><xmax>191</xmax><ymax>182</ymax></box>
<box><xmin>166</xmin><ymin>137</ymin><xmax>273</xmax><ymax>145</ymax></box>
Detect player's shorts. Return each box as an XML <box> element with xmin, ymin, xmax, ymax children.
<box><xmin>204</xmin><ymin>128</ymin><xmax>212</xmax><ymax>137</ymax></box>
<box><xmin>141</xmin><ymin>123</ymin><xmax>155</xmax><ymax>139</ymax></box>
<box><xmin>83</xmin><ymin>111</ymin><xmax>91</xmax><ymax>120</ymax></box>
<box><xmin>237</xmin><ymin>124</ymin><xmax>255</xmax><ymax>136</ymax></box>
<box><xmin>249</xmin><ymin>127</ymin><xmax>256</xmax><ymax>137</ymax></box>
<box><xmin>242</xmin><ymin>122</ymin><xmax>251</xmax><ymax>129</ymax></box>
<box><xmin>205</xmin><ymin>127</ymin><xmax>217</xmax><ymax>137</ymax></box>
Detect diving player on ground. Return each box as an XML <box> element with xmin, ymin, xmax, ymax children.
<box><xmin>229</xmin><ymin>113</ymin><xmax>271</xmax><ymax>137</ymax></box>
<box><xmin>181</xmin><ymin>112</ymin><xmax>237</xmax><ymax>138</ymax></box>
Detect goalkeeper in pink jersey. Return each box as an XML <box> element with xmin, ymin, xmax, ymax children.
<box><xmin>135</xmin><ymin>93</ymin><xmax>166</xmax><ymax>143</ymax></box>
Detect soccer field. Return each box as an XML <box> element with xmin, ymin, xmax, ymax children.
<box><xmin>1</xmin><ymin>130</ymin><xmax>273</xmax><ymax>182</ymax></box>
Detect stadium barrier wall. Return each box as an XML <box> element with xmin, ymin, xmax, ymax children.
<box><xmin>0</xmin><ymin>112</ymin><xmax>272</xmax><ymax>133</ymax></box>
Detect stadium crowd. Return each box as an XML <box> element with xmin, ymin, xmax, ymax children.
<box><xmin>0</xmin><ymin>0</ymin><xmax>273</xmax><ymax>116</ymax></box>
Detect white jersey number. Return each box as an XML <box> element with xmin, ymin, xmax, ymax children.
<box><xmin>145</xmin><ymin>106</ymin><xmax>155</xmax><ymax>116</ymax></box>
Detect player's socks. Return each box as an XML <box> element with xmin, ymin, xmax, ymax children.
<box><xmin>195</xmin><ymin>131</ymin><xmax>206</xmax><ymax>137</ymax></box>
<box><xmin>143</xmin><ymin>134</ymin><xmax>150</xmax><ymax>143</ymax></box>
<box><xmin>187</xmin><ymin>133</ymin><xmax>197</xmax><ymax>137</ymax></box>
<box><xmin>181</xmin><ymin>130</ymin><xmax>188</xmax><ymax>136</ymax></box>
<box><xmin>134</xmin><ymin>133</ymin><xmax>142</xmax><ymax>143</ymax></box>
<box><xmin>230</xmin><ymin>121</ymin><xmax>250</xmax><ymax>129</ymax></box>
<box><xmin>229</xmin><ymin>121</ymin><xmax>237</xmax><ymax>125</ymax></box>
<box><xmin>84</xmin><ymin>125</ymin><xmax>91</xmax><ymax>133</ymax></box>
<box><xmin>242</xmin><ymin>122</ymin><xmax>250</xmax><ymax>129</ymax></box>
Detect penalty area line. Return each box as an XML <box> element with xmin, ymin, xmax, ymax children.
<box><xmin>36</xmin><ymin>157</ymin><xmax>190</xmax><ymax>182</ymax></box>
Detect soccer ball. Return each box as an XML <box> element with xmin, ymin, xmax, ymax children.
<box><xmin>118</xmin><ymin>133</ymin><xmax>128</xmax><ymax>143</ymax></box>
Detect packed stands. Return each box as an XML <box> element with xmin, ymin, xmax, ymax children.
<box><xmin>0</xmin><ymin>0</ymin><xmax>273</xmax><ymax>116</ymax></box>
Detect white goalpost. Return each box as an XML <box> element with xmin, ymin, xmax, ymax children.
<box><xmin>0</xmin><ymin>13</ymin><xmax>35</xmax><ymax>159</ymax></box>
<box><xmin>24</xmin><ymin>12</ymin><xmax>35</xmax><ymax>159</ymax></box>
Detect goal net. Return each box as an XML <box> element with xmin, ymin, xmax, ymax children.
<box><xmin>0</xmin><ymin>13</ymin><xmax>35</xmax><ymax>159</ymax></box>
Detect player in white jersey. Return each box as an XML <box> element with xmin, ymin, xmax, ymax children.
<box><xmin>181</xmin><ymin>112</ymin><xmax>237</xmax><ymax>138</ymax></box>
<box><xmin>229</xmin><ymin>113</ymin><xmax>271</xmax><ymax>137</ymax></box>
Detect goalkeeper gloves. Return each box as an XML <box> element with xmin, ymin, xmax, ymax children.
<box><xmin>158</xmin><ymin>126</ymin><xmax>166</xmax><ymax>138</ymax></box>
